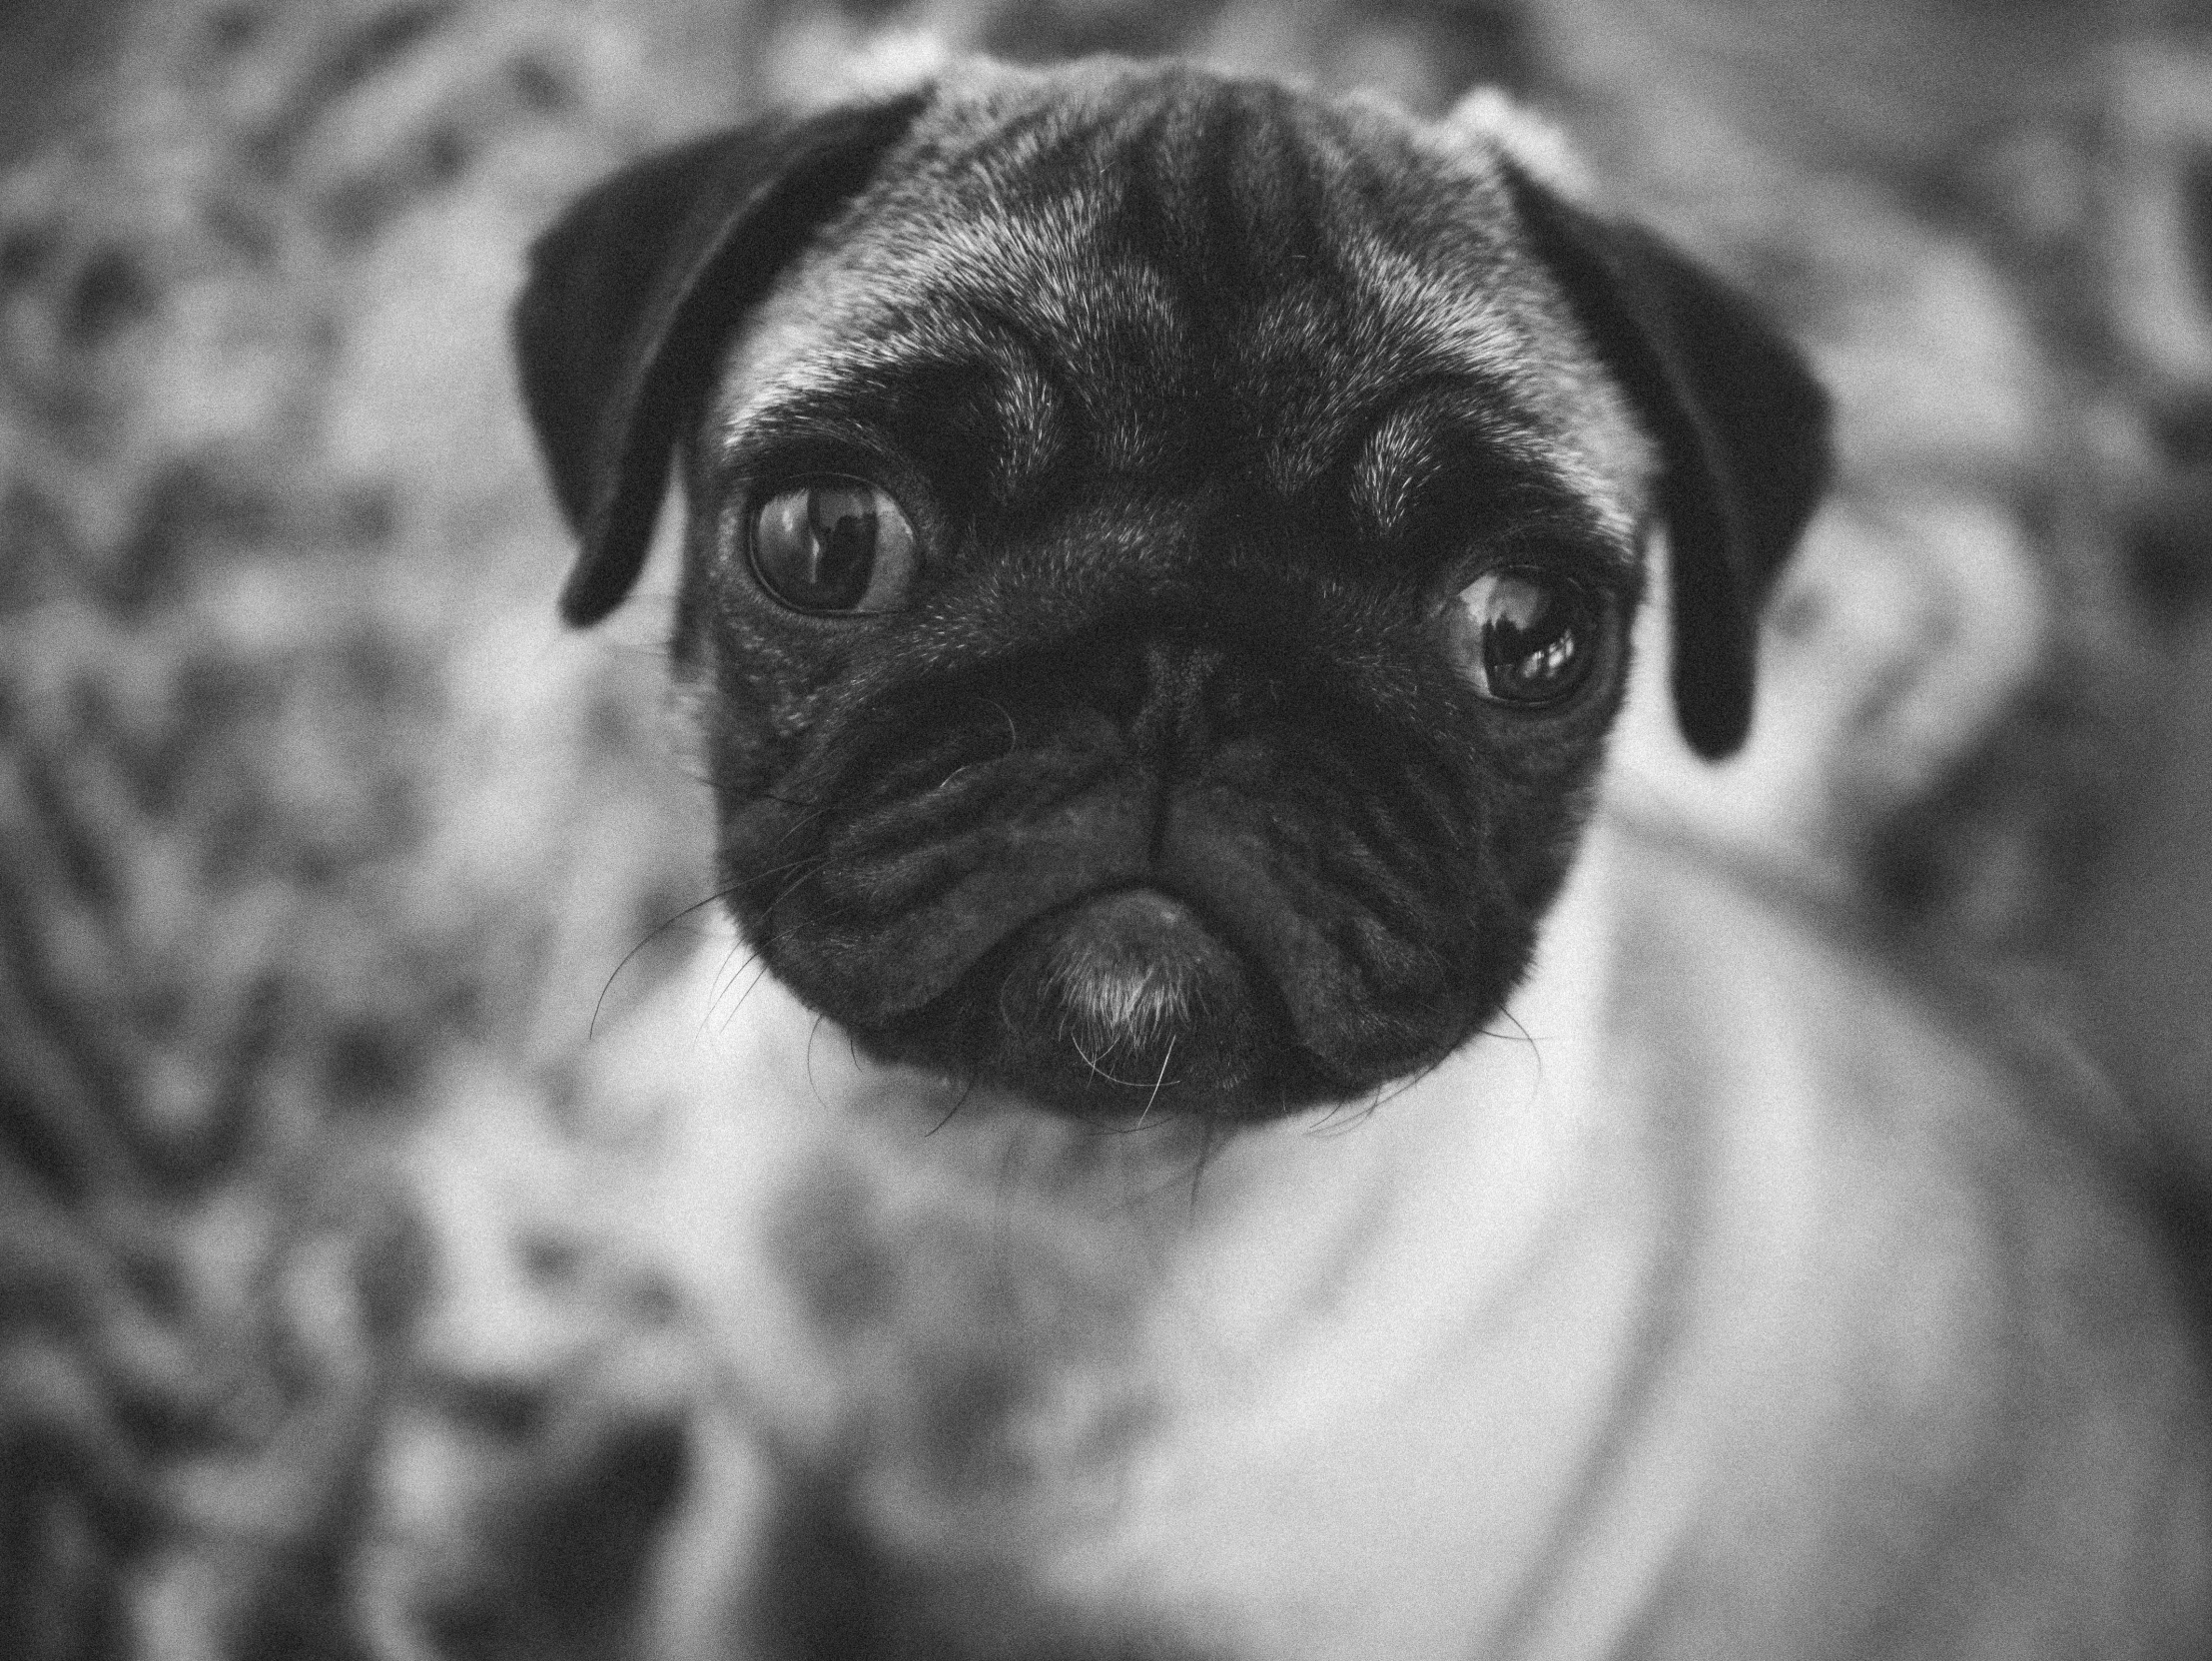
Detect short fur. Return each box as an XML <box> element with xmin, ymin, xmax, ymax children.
<box><xmin>514</xmin><ymin>58</ymin><xmax>1827</xmax><ymax>1121</ymax></box>
<box><xmin>506</xmin><ymin>56</ymin><xmax>2212</xmax><ymax>1661</ymax></box>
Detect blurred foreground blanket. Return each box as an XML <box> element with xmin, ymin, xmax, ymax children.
<box><xmin>2</xmin><ymin>0</ymin><xmax>2210</xmax><ymax>1655</ymax></box>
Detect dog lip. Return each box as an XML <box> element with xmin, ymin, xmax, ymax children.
<box><xmin>965</xmin><ymin>872</ymin><xmax>1278</xmax><ymax>1047</ymax></box>
<box><xmin>1033</xmin><ymin>895</ymin><xmax>1218</xmax><ymax>1059</ymax></box>
<box><xmin>1033</xmin><ymin>880</ymin><xmax>1258</xmax><ymax>986</ymax></box>
<box><xmin>1023</xmin><ymin>882</ymin><xmax>1233</xmax><ymax>990</ymax></box>
<box><xmin>1067</xmin><ymin>881</ymin><xmax>1211</xmax><ymax>933</ymax></box>
<box><xmin>1056</xmin><ymin>882</ymin><xmax>1197</xmax><ymax>926</ymax></box>
<box><xmin>982</xmin><ymin>880</ymin><xmax>1268</xmax><ymax>1100</ymax></box>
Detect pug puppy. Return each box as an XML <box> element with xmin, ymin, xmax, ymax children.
<box><xmin>508</xmin><ymin>57</ymin><xmax>2211</xmax><ymax>1661</ymax></box>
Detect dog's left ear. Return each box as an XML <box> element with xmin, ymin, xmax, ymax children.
<box><xmin>512</xmin><ymin>91</ymin><xmax>932</xmax><ymax>626</ymax></box>
<box><xmin>1503</xmin><ymin>166</ymin><xmax>1833</xmax><ymax>759</ymax></box>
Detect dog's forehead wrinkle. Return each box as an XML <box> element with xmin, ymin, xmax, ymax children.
<box><xmin>725</xmin><ymin>228</ymin><xmax>1195</xmax><ymax>479</ymax></box>
<box><xmin>889</xmin><ymin>234</ymin><xmax>1198</xmax><ymax>475</ymax></box>
<box><xmin>712</xmin><ymin>68</ymin><xmax>1656</xmax><ymax>518</ymax></box>
<box><xmin>714</xmin><ymin>295</ymin><xmax>1075</xmax><ymax>507</ymax></box>
<box><xmin>710</xmin><ymin>61</ymin><xmax>1654</xmax><ymax>606</ymax></box>
<box><xmin>1355</xmin><ymin>400</ymin><xmax>1488</xmax><ymax>540</ymax></box>
<box><xmin>880</xmin><ymin>83</ymin><xmax>1522</xmax><ymax>334</ymax></box>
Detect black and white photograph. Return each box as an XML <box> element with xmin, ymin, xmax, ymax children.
<box><xmin>5</xmin><ymin>1</ymin><xmax>2212</xmax><ymax>1656</ymax></box>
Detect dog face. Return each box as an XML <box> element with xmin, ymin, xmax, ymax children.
<box><xmin>512</xmin><ymin>60</ymin><xmax>1829</xmax><ymax>1123</ymax></box>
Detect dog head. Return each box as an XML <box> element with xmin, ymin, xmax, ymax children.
<box><xmin>512</xmin><ymin>59</ymin><xmax>1829</xmax><ymax>1124</ymax></box>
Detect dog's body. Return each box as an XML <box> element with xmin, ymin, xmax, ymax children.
<box><xmin>586</xmin><ymin>788</ymin><xmax>2208</xmax><ymax>1659</ymax></box>
<box><xmin>509</xmin><ymin>57</ymin><xmax>2212</xmax><ymax>1658</ymax></box>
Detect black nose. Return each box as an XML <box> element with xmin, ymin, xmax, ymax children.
<box><xmin>1078</xmin><ymin>628</ymin><xmax>1225</xmax><ymax>762</ymax></box>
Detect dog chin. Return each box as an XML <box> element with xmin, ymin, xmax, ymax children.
<box><xmin>850</xmin><ymin>887</ymin><xmax>1317</xmax><ymax>1122</ymax></box>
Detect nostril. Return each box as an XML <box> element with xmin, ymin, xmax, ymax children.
<box><xmin>1203</xmin><ymin>661</ymin><xmax>1278</xmax><ymax>728</ymax></box>
<box><xmin>1079</xmin><ymin>626</ymin><xmax>1153</xmax><ymax>723</ymax></box>
<box><xmin>1062</xmin><ymin>626</ymin><xmax>1229</xmax><ymax>758</ymax></box>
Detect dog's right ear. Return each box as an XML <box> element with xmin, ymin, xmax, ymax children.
<box><xmin>1496</xmin><ymin>161</ymin><xmax>1832</xmax><ymax>761</ymax></box>
<box><xmin>513</xmin><ymin>92</ymin><xmax>931</xmax><ymax>626</ymax></box>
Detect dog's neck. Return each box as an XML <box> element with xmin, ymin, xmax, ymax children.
<box><xmin>600</xmin><ymin>798</ymin><xmax>1689</xmax><ymax>1490</ymax></box>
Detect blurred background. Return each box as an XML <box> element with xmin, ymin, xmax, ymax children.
<box><xmin>3</xmin><ymin>0</ymin><xmax>2211</xmax><ymax>1656</ymax></box>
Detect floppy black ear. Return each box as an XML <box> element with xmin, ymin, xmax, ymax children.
<box><xmin>513</xmin><ymin>91</ymin><xmax>931</xmax><ymax>625</ymax></box>
<box><xmin>1504</xmin><ymin>168</ymin><xmax>1833</xmax><ymax>759</ymax></box>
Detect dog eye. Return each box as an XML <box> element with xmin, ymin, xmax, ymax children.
<box><xmin>1453</xmin><ymin>568</ymin><xmax>1605</xmax><ymax>706</ymax></box>
<box><xmin>748</xmin><ymin>477</ymin><xmax>918</xmax><ymax>614</ymax></box>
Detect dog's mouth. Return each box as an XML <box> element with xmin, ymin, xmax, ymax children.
<box><xmin>717</xmin><ymin>681</ymin><xmax>1582</xmax><ymax>1123</ymax></box>
<box><xmin>862</xmin><ymin>883</ymin><xmax>1305</xmax><ymax>1122</ymax></box>
<box><xmin>720</xmin><ymin>760</ymin><xmax>1539</xmax><ymax>1122</ymax></box>
<box><xmin>996</xmin><ymin>886</ymin><xmax>1263</xmax><ymax>1100</ymax></box>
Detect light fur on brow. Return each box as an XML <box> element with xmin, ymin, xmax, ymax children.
<box><xmin>713</xmin><ymin>63</ymin><xmax>1658</xmax><ymax>537</ymax></box>
<box><xmin>1440</xmin><ymin>86</ymin><xmax>1590</xmax><ymax>197</ymax></box>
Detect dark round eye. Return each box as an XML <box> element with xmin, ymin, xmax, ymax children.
<box><xmin>1452</xmin><ymin>568</ymin><xmax>1606</xmax><ymax>706</ymax></box>
<box><xmin>748</xmin><ymin>477</ymin><xmax>918</xmax><ymax>613</ymax></box>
